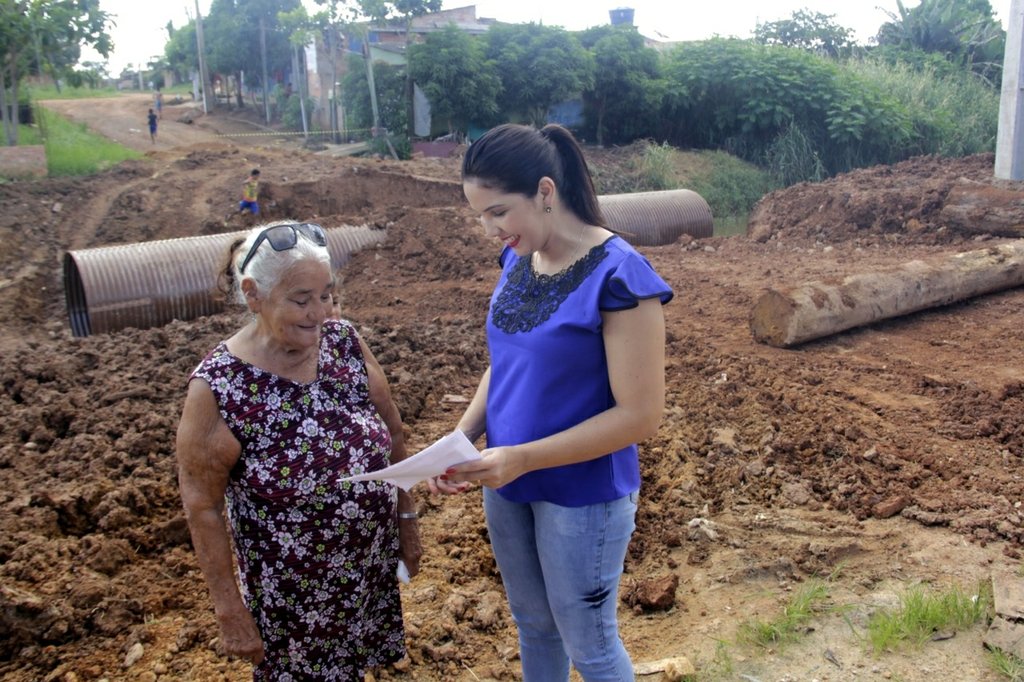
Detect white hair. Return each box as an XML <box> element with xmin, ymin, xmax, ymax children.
<box><xmin>231</xmin><ymin>220</ymin><xmax>331</xmax><ymax>304</ymax></box>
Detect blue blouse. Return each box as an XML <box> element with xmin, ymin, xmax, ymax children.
<box><xmin>486</xmin><ymin>235</ymin><xmax>673</xmax><ymax>506</ymax></box>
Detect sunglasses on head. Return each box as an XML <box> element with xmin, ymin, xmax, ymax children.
<box><xmin>239</xmin><ymin>222</ymin><xmax>327</xmax><ymax>274</ymax></box>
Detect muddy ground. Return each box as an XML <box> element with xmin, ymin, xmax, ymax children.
<box><xmin>0</xmin><ymin>94</ymin><xmax>1022</xmax><ymax>682</ymax></box>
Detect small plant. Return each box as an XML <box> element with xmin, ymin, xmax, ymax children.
<box><xmin>989</xmin><ymin>646</ymin><xmax>1024</xmax><ymax>681</ymax></box>
<box><xmin>866</xmin><ymin>581</ymin><xmax>992</xmax><ymax>654</ymax></box>
<box><xmin>637</xmin><ymin>140</ymin><xmax>676</xmax><ymax>191</ymax></box>
<box><xmin>765</xmin><ymin>122</ymin><xmax>826</xmax><ymax>186</ymax></box>
<box><xmin>737</xmin><ymin>578</ymin><xmax>831</xmax><ymax>650</ymax></box>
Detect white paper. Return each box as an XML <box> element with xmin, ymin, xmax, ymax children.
<box><xmin>338</xmin><ymin>430</ymin><xmax>481</xmax><ymax>491</ymax></box>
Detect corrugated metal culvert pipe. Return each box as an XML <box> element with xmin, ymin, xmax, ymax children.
<box><xmin>599</xmin><ymin>189</ymin><xmax>713</xmax><ymax>246</ymax></box>
<box><xmin>63</xmin><ymin>225</ymin><xmax>386</xmax><ymax>338</ymax></box>
<box><xmin>63</xmin><ymin>190</ymin><xmax>712</xmax><ymax>337</ymax></box>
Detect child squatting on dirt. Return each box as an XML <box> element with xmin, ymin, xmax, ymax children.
<box><xmin>239</xmin><ymin>169</ymin><xmax>260</xmax><ymax>216</ymax></box>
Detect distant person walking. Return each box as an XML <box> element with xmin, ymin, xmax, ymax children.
<box><xmin>238</xmin><ymin>169</ymin><xmax>261</xmax><ymax>216</ymax></box>
<box><xmin>147</xmin><ymin>108</ymin><xmax>158</xmax><ymax>143</ymax></box>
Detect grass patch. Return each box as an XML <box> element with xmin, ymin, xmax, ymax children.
<box><xmin>737</xmin><ymin>578</ymin><xmax>831</xmax><ymax>650</ymax></box>
<box><xmin>17</xmin><ymin>123</ymin><xmax>43</xmax><ymax>145</ymax></box>
<box><xmin>34</xmin><ymin>107</ymin><xmax>141</xmax><ymax>176</ymax></box>
<box><xmin>26</xmin><ymin>84</ymin><xmax>123</xmax><ymax>100</ymax></box>
<box><xmin>867</xmin><ymin>581</ymin><xmax>992</xmax><ymax>654</ymax></box>
<box><xmin>989</xmin><ymin>647</ymin><xmax>1024</xmax><ymax>681</ymax></box>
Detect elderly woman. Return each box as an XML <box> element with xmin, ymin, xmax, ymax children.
<box><xmin>176</xmin><ymin>220</ymin><xmax>421</xmax><ymax>679</ymax></box>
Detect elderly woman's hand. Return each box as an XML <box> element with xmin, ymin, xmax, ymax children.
<box><xmin>397</xmin><ymin>516</ymin><xmax>423</xmax><ymax>578</ymax></box>
<box><xmin>216</xmin><ymin>602</ymin><xmax>265</xmax><ymax>665</ymax></box>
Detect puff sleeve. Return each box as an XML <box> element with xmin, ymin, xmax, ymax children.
<box><xmin>599</xmin><ymin>251</ymin><xmax>673</xmax><ymax>311</ymax></box>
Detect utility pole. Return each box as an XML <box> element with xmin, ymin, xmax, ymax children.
<box><xmin>195</xmin><ymin>0</ymin><xmax>210</xmax><ymax>114</ymax></box>
<box><xmin>996</xmin><ymin>0</ymin><xmax>1024</xmax><ymax>179</ymax></box>
<box><xmin>260</xmin><ymin>17</ymin><xmax>271</xmax><ymax>124</ymax></box>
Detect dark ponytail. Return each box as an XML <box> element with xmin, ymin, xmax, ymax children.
<box><xmin>462</xmin><ymin>123</ymin><xmax>606</xmax><ymax>227</ymax></box>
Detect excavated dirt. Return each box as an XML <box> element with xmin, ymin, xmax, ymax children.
<box><xmin>1</xmin><ymin>95</ymin><xmax>1023</xmax><ymax>681</ymax></box>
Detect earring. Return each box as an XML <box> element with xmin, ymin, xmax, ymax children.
<box><xmin>544</xmin><ymin>206</ymin><xmax>552</xmax><ymax>213</ymax></box>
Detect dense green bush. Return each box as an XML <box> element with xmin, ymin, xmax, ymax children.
<box><xmin>659</xmin><ymin>39</ymin><xmax>921</xmax><ymax>178</ymax></box>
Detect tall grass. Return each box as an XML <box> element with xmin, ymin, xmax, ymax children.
<box><xmin>33</xmin><ymin>107</ymin><xmax>141</xmax><ymax>176</ymax></box>
<box><xmin>867</xmin><ymin>581</ymin><xmax>992</xmax><ymax>654</ymax></box>
<box><xmin>844</xmin><ymin>59</ymin><xmax>999</xmax><ymax>158</ymax></box>
<box><xmin>637</xmin><ymin>141</ymin><xmax>676</xmax><ymax>191</ymax></box>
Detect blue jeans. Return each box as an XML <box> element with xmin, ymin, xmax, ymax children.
<box><xmin>483</xmin><ymin>487</ymin><xmax>638</xmax><ymax>682</ymax></box>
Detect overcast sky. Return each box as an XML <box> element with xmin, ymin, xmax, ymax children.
<box><xmin>84</xmin><ymin>0</ymin><xmax>1011</xmax><ymax>76</ymax></box>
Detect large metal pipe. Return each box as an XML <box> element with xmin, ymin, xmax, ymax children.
<box><xmin>63</xmin><ymin>226</ymin><xmax>386</xmax><ymax>337</ymax></box>
<box><xmin>62</xmin><ymin>190</ymin><xmax>713</xmax><ymax>337</ymax></box>
<box><xmin>599</xmin><ymin>189</ymin><xmax>713</xmax><ymax>245</ymax></box>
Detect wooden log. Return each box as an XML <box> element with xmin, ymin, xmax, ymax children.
<box><xmin>749</xmin><ymin>241</ymin><xmax>1024</xmax><ymax>347</ymax></box>
<box><xmin>940</xmin><ymin>181</ymin><xmax>1024</xmax><ymax>237</ymax></box>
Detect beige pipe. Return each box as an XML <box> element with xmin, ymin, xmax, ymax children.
<box><xmin>63</xmin><ymin>190</ymin><xmax>713</xmax><ymax>337</ymax></box>
<box><xmin>63</xmin><ymin>225</ymin><xmax>386</xmax><ymax>337</ymax></box>
<box><xmin>599</xmin><ymin>189</ymin><xmax>713</xmax><ymax>245</ymax></box>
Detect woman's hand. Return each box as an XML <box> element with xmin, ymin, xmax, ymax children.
<box><xmin>426</xmin><ymin>475</ymin><xmax>472</xmax><ymax>495</ymax></box>
<box><xmin>397</xmin><ymin>517</ymin><xmax>423</xmax><ymax>578</ymax></box>
<box><xmin>216</xmin><ymin>603</ymin><xmax>265</xmax><ymax>665</ymax></box>
<box><xmin>438</xmin><ymin>446</ymin><xmax>523</xmax><ymax>489</ymax></box>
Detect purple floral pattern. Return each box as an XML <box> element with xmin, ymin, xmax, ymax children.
<box><xmin>191</xmin><ymin>319</ymin><xmax>405</xmax><ymax>680</ymax></box>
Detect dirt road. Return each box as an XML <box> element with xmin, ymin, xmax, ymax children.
<box><xmin>0</xmin><ymin>95</ymin><xmax>1022</xmax><ymax>681</ymax></box>
<box><xmin>39</xmin><ymin>92</ymin><xmax>297</xmax><ymax>151</ymax></box>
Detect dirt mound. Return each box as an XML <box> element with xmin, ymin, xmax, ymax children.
<box><xmin>747</xmin><ymin>153</ymin><xmax>1001</xmax><ymax>246</ymax></box>
<box><xmin>1</xmin><ymin>129</ymin><xmax>1022</xmax><ymax>680</ymax></box>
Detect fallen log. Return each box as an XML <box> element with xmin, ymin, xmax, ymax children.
<box><xmin>940</xmin><ymin>181</ymin><xmax>1024</xmax><ymax>238</ymax></box>
<box><xmin>749</xmin><ymin>241</ymin><xmax>1024</xmax><ymax>347</ymax></box>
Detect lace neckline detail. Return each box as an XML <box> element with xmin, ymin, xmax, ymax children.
<box><xmin>491</xmin><ymin>241</ymin><xmax>610</xmax><ymax>334</ymax></box>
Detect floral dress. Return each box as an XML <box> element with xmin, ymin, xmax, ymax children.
<box><xmin>190</xmin><ymin>318</ymin><xmax>405</xmax><ymax>680</ymax></box>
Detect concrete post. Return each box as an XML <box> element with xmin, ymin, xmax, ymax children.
<box><xmin>996</xmin><ymin>0</ymin><xmax>1024</xmax><ymax>179</ymax></box>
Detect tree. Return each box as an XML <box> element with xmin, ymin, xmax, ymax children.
<box><xmin>204</xmin><ymin>0</ymin><xmax>299</xmax><ymax>110</ymax></box>
<box><xmin>754</xmin><ymin>9</ymin><xmax>854</xmax><ymax>58</ymax></box>
<box><xmin>0</xmin><ymin>0</ymin><xmax>112</xmax><ymax>145</ymax></box>
<box><xmin>875</xmin><ymin>0</ymin><xmax>1005</xmax><ymax>82</ymax></box>
<box><xmin>407</xmin><ymin>25</ymin><xmax>499</xmax><ymax>136</ymax></box>
<box><xmin>164</xmin><ymin>20</ymin><xmax>199</xmax><ymax>84</ymax></box>
<box><xmin>341</xmin><ymin>55</ymin><xmax>406</xmax><ymax>135</ymax></box>
<box><xmin>484</xmin><ymin>23</ymin><xmax>594</xmax><ymax>126</ymax></box>
<box><xmin>578</xmin><ymin>24</ymin><xmax>663</xmax><ymax>146</ymax></box>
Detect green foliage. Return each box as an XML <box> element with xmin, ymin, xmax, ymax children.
<box><xmin>342</xmin><ymin>57</ymin><xmax>407</xmax><ymax>135</ymax></box>
<box><xmin>737</xmin><ymin>579</ymin><xmax>832</xmax><ymax>650</ymax></box>
<box><xmin>281</xmin><ymin>96</ymin><xmax>313</xmax><ymax>130</ymax></box>
<box><xmin>866</xmin><ymin>581</ymin><xmax>991</xmax><ymax>654</ymax></box>
<box><xmin>22</xmin><ymin>84</ymin><xmax>120</xmax><ymax>99</ymax></box>
<box><xmin>204</xmin><ymin>0</ymin><xmax>300</xmax><ymax>96</ymax></box>
<box><xmin>688</xmin><ymin>150</ymin><xmax>779</xmax><ymax>218</ymax></box>
<box><xmin>875</xmin><ymin>0</ymin><xmax>1005</xmax><ymax>84</ymax></box>
<box><xmin>765</xmin><ymin>121</ymin><xmax>825</xmax><ymax>185</ymax></box>
<box><xmin>846</xmin><ymin>57</ymin><xmax>998</xmax><ymax>157</ymax></box>
<box><xmin>658</xmin><ymin>38</ymin><xmax>993</xmax><ymax>179</ymax></box>
<box><xmin>163</xmin><ymin>20</ymin><xmax>199</xmax><ymax>81</ymax></box>
<box><xmin>988</xmin><ymin>647</ymin><xmax>1024</xmax><ymax>682</ymax></box>
<box><xmin>754</xmin><ymin>9</ymin><xmax>854</xmax><ymax>58</ymax></box>
<box><xmin>484</xmin><ymin>23</ymin><xmax>594</xmax><ymax>126</ymax></box>
<box><xmin>407</xmin><ymin>25</ymin><xmax>500</xmax><ymax>135</ymax></box>
<box><xmin>578</xmin><ymin>25</ymin><xmax>663</xmax><ymax>146</ymax></box>
<box><xmin>0</xmin><ymin>0</ymin><xmax>113</xmax><ymax>144</ymax></box>
<box><xmin>32</xmin><ymin>107</ymin><xmax>140</xmax><ymax>176</ymax></box>
<box><xmin>636</xmin><ymin>141</ymin><xmax>675</xmax><ymax>191</ymax></box>
<box><xmin>368</xmin><ymin>131</ymin><xmax>410</xmax><ymax>159</ymax></box>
